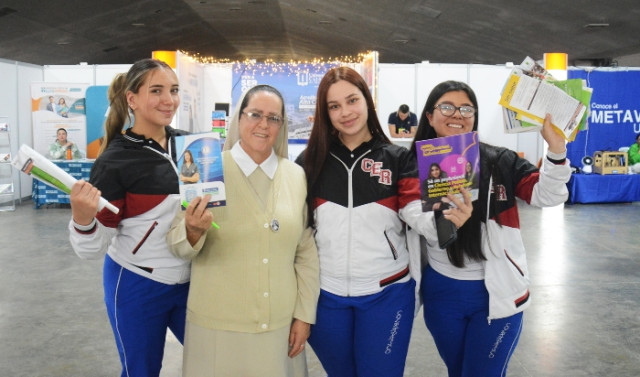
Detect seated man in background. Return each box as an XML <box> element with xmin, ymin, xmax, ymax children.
<box><xmin>388</xmin><ymin>104</ymin><xmax>418</xmax><ymax>138</ymax></box>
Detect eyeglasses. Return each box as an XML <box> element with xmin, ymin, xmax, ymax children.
<box><xmin>434</xmin><ymin>104</ymin><xmax>476</xmax><ymax>118</ymax></box>
<box><xmin>242</xmin><ymin>111</ymin><xmax>284</xmax><ymax>127</ymax></box>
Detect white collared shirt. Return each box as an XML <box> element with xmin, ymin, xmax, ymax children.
<box><xmin>230</xmin><ymin>141</ymin><xmax>278</xmax><ymax>179</ymax></box>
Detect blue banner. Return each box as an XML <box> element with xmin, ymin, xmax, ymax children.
<box><xmin>85</xmin><ymin>86</ymin><xmax>109</xmax><ymax>159</ymax></box>
<box><xmin>567</xmin><ymin>69</ymin><xmax>640</xmax><ymax>166</ymax></box>
<box><xmin>231</xmin><ymin>63</ymin><xmax>338</xmax><ymax>139</ymax></box>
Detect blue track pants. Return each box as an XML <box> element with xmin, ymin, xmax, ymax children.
<box><xmin>103</xmin><ymin>254</ymin><xmax>189</xmax><ymax>377</ymax></box>
<box><xmin>308</xmin><ymin>280</ymin><xmax>415</xmax><ymax>377</ymax></box>
<box><xmin>422</xmin><ymin>265</ymin><xmax>523</xmax><ymax>377</ymax></box>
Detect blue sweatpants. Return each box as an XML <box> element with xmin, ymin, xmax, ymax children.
<box><xmin>103</xmin><ymin>254</ymin><xmax>189</xmax><ymax>377</ymax></box>
<box><xmin>308</xmin><ymin>280</ymin><xmax>416</xmax><ymax>377</ymax></box>
<box><xmin>422</xmin><ymin>265</ymin><xmax>523</xmax><ymax>377</ymax></box>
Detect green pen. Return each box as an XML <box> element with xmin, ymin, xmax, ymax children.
<box><xmin>182</xmin><ymin>200</ymin><xmax>220</xmax><ymax>229</ymax></box>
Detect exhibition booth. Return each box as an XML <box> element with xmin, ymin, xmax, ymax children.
<box><xmin>564</xmin><ymin>68</ymin><xmax>640</xmax><ymax>204</ymax></box>
<box><xmin>0</xmin><ymin>51</ymin><xmax>639</xmax><ymax>207</ymax></box>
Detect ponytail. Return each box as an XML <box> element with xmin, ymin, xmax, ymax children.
<box><xmin>100</xmin><ymin>74</ymin><xmax>129</xmax><ymax>154</ymax></box>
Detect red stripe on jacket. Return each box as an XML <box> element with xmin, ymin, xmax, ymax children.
<box><xmin>96</xmin><ymin>198</ymin><xmax>125</xmax><ymax>228</ymax></box>
<box><xmin>124</xmin><ymin>193</ymin><xmax>169</xmax><ymax>219</ymax></box>
<box><xmin>515</xmin><ymin>172</ymin><xmax>539</xmax><ymax>204</ymax></box>
<box><xmin>496</xmin><ymin>206</ymin><xmax>520</xmax><ymax>229</ymax></box>
<box><xmin>313</xmin><ymin>197</ymin><xmax>327</xmax><ymax>210</ymax></box>
<box><xmin>377</xmin><ymin>196</ymin><xmax>398</xmax><ymax>212</ymax></box>
<box><xmin>398</xmin><ymin>176</ymin><xmax>420</xmax><ymax>209</ymax></box>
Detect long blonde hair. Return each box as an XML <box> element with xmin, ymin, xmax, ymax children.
<box><xmin>223</xmin><ymin>84</ymin><xmax>289</xmax><ymax>159</ymax></box>
<box><xmin>100</xmin><ymin>58</ymin><xmax>173</xmax><ymax>155</ymax></box>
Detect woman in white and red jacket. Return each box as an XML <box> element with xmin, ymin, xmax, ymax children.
<box><xmin>408</xmin><ymin>80</ymin><xmax>571</xmax><ymax>377</ymax></box>
<box><xmin>297</xmin><ymin>67</ymin><xmax>440</xmax><ymax>377</ymax></box>
<box><xmin>68</xmin><ymin>58</ymin><xmax>188</xmax><ymax>377</ymax></box>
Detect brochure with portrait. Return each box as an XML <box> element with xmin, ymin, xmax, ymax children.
<box><xmin>174</xmin><ymin>132</ymin><xmax>226</xmax><ymax>208</ymax></box>
<box><xmin>415</xmin><ymin>131</ymin><xmax>480</xmax><ymax>212</ymax></box>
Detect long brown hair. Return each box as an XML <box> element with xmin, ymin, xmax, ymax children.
<box><xmin>100</xmin><ymin>58</ymin><xmax>173</xmax><ymax>155</ymax></box>
<box><xmin>302</xmin><ymin>67</ymin><xmax>389</xmax><ymax>225</ymax></box>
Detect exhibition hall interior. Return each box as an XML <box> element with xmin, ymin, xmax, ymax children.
<box><xmin>1</xmin><ymin>1</ymin><xmax>639</xmax><ymax>376</ymax></box>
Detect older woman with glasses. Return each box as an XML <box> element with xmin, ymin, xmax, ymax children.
<box><xmin>409</xmin><ymin>80</ymin><xmax>570</xmax><ymax>377</ymax></box>
<box><xmin>168</xmin><ymin>84</ymin><xmax>319</xmax><ymax>377</ymax></box>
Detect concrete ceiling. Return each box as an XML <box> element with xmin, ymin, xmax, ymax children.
<box><xmin>1</xmin><ymin>0</ymin><xmax>640</xmax><ymax>67</ymax></box>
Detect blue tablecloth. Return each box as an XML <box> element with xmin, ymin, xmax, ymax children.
<box><xmin>32</xmin><ymin>160</ymin><xmax>93</xmax><ymax>208</ymax></box>
<box><xmin>567</xmin><ymin>173</ymin><xmax>640</xmax><ymax>204</ymax></box>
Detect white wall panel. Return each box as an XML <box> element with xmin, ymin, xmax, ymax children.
<box><xmin>94</xmin><ymin>65</ymin><xmax>131</xmax><ymax>85</ymax></box>
<box><xmin>44</xmin><ymin>65</ymin><xmax>94</xmax><ymax>85</ymax></box>
<box><xmin>377</xmin><ymin>63</ymin><xmax>417</xmax><ymax>139</ymax></box>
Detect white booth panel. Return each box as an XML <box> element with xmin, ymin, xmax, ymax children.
<box><xmin>44</xmin><ymin>65</ymin><xmax>94</xmax><ymax>85</ymax></box>
<box><xmin>94</xmin><ymin>65</ymin><xmax>132</xmax><ymax>86</ymax></box>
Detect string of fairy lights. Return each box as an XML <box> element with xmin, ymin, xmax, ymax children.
<box><xmin>178</xmin><ymin>50</ymin><xmax>376</xmax><ymax>76</ymax></box>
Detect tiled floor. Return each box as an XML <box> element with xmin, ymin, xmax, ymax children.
<box><xmin>1</xmin><ymin>199</ymin><xmax>639</xmax><ymax>376</ymax></box>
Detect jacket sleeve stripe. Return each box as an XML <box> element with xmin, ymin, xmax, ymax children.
<box><xmin>96</xmin><ymin>198</ymin><xmax>125</xmax><ymax>228</ymax></box>
<box><xmin>398</xmin><ymin>176</ymin><xmax>420</xmax><ymax>209</ymax></box>
<box><xmin>515</xmin><ymin>172</ymin><xmax>539</xmax><ymax>204</ymax></box>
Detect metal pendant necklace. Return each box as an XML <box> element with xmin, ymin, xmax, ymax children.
<box><xmin>270</xmin><ymin>218</ymin><xmax>279</xmax><ymax>232</ymax></box>
<box><xmin>267</xmin><ymin>177</ymin><xmax>280</xmax><ymax>233</ymax></box>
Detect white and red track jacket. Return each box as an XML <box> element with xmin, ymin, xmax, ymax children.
<box><xmin>302</xmin><ymin>137</ymin><xmax>422</xmax><ymax>297</ymax></box>
<box><xmin>69</xmin><ymin>126</ymin><xmax>191</xmax><ymax>285</ymax></box>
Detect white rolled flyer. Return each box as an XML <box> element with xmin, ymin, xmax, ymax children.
<box><xmin>11</xmin><ymin>144</ymin><xmax>119</xmax><ymax>214</ymax></box>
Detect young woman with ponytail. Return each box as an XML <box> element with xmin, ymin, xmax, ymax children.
<box><xmin>68</xmin><ymin>58</ymin><xmax>189</xmax><ymax>377</ymax></box>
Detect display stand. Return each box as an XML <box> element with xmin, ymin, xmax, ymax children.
<box><xmin>0</xmin><ymin>117</ymin><xmax>16</xmax><ymax>211</ymax></box>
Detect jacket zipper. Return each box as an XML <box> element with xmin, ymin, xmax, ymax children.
<box><xmin>383</xmin><ymin>230</ymin><xmax>399</xmax><ymax>260</ymax></box>
<box><xmin>132</xmin><ymin>221</ymin><xmax>158</xmax><ymax>254</ymax></box>
<box><xmin>330</xmin><ymin>149</ymin><xmax>372</xmax><ymax>297</ymax></box>
<box><xmin>504</xmin><ymin>250</ymin><xmax>524</xmax><ymax>276</ymax></box>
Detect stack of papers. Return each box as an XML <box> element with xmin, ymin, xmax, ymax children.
<box><xmin>499</xmin><ymin>57</ymin><xmax>592</xmax><ymax>141</ymax></box>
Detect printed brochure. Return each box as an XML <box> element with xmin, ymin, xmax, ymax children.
<box><xmin>499</xmin><ymin>56</ymin><xmax>592</xmax><ymax>141</ymax></box>
<box><xmin>415</xmin><ymin>131</ymin><xmax>480</xmax><ymax>212</ymax></box>
<box><xmin>174</xmin><ymin>133</ymin><xmax>226</xmax><ymax>208</ymax></box>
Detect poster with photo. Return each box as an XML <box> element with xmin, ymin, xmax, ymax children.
<box><xmin>31</xmin><ymin>83</ymin><xmax>89</xmax><ymax>160</ymax></box>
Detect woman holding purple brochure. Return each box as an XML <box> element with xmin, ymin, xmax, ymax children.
<box><xmin>409</xmin><ymin>80</ymin><xmax>571</xmax><ymax>376</ymax></box>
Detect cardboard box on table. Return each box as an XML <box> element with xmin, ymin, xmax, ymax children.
<box><xmin>593</xmin><ymin>151</ymin><xmax>628</xmax><ymax>175</ymax></box>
